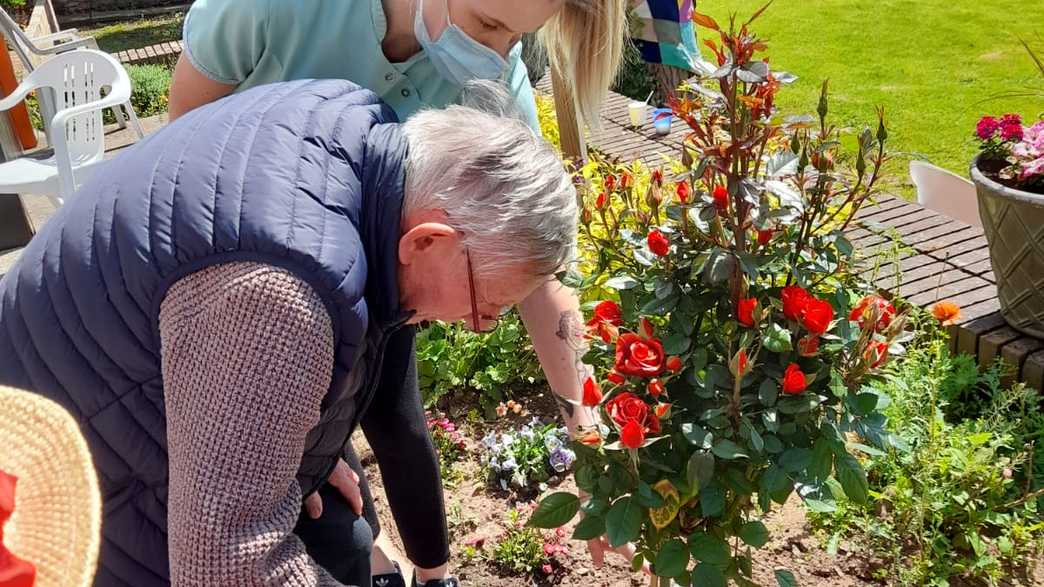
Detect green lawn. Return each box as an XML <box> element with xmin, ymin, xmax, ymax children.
<box><xmin>80</xmin><ymin>12</ymin><xmax>184</xmax><ymax>55</ymax></box>
<box><xmin>703</xmin><ymin>0</ymin><xmax>1044</xmax><ymax>197</ymax></box>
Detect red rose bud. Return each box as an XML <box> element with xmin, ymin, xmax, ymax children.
<box><xmin>647</xmin><ymin>378</ymin><xmax>664</xmax><ymax>398</ymax></box>
<box><xmin>606</xmin><ymin>370</ymin><xmax>625</xmax><ymax>385</ymax></box>
<box><xmin>757</xmin><ymin>229</ymin><xmax>775</xmax><ymax>246</ymax></box>
<box><xmin>737</xmin><ymin>297</ymin><xmax>758</xmax><ymax>327</ymax></box>
<box><xmin>781</xmin><ymin>285</ymin><xmax>810</xmax><ymax>321</ymax></box>
<box><xmin>652</xmin><ymin>169</ymin><xmax>664</xmax><ymax>186</ymax></box>
<box><xmin>729</xmin><ymin>349</ymin><xmax>751</xmax><ymax>378</ymax></box>
<box><xmin>666</xmin><ymin>356</ymin><xmax>683</xmax><ymax>373</ymax></box>
<box><xmin>579</xmin><ymin>430</ymin><xmax>602</xmax><ymax>447</ymax></box>
<box><xmin>589</xmin><ymin>300</ymin><xmax>623</xmax><ymax>326</ymax></box>
<box><xmin>802</xmin><ymin>297</ymin><xmax>835</xmax><ymax>335</ymax></box>
<box><xmin>797</xmin><ymin>335</ymin><xmax>820</xmax><ymax>357</ymax></box>
<box><xmin>647</xmin><ymin>230</ymin><xmax>670</xmax><ymax>257</ymax></box>
<box><xmin>620</xmin><ymin>172</ymin><xmax>633</xmax><ymax>189</ymax></box>
<box><xmin>849</xmin><ymin>295</ymin><xmax>896</xmax><ymax>333</ymax></box>
<box><xmin>595</xmin><ymin>191</ymin><xmax>607</xmax><ymax>210</ymax></box>
<box><xmin>640</xmin><ymin>317</ymin><xmax>655</xmax><ymax>338</ymax></box>
<box><xmin>582</xmin><ymin>377</ymin><xmax>603</xmax><ymax>406</ymax></box>
<box><xmin>654</xmin><ymin>403</ymin><xmax>672</xmax><ymax>419</ymax></box>
<box><xmin>712</xmin><ymin>185</ymin><xmax>729</xmax><ymax>213</ymax></box>
<box><xmin>604</xmin><ymin>174</ymin><xmax>616</xmax><ymax>192</ymax></box>
<box><xmin>615</xmin><ymin>333</ymin><xmax>666</xmax><ymax>377</ymax></box>
<box><xmin>782</xmin><ymin>363</ymin><xmax>807</xmax><ymax>394</ymax></box>
<box><xmin>675</xmin><ymin>181</ymin><xmax>690</xmax><ymax>204</ymax></box>
<box><xmin>620</xmin><ymin>419</ymin><xmax>645</xmax><ymax>448</ymax></box>
<box><xmin>864</xmin><ymin>340</ymin><xmax>889</xmax><ymax>369</ymax></box>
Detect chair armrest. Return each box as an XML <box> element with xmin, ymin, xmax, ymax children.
<box><xmin>31</xmin><ymin>35</ymin><xmax>96</xmax><ymax>55</ymax></box>
<box><xmin>0</xmin><ymin>77</ymin><xmax>41</xmax><ymax>113</ymax></box>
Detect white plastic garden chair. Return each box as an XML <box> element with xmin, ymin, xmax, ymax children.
<box><xmin>909</xmin><ymin>160</ymin><xmax>982</xmax><ymax>228</ymax></box>
<box><xmin>0</xmin><ymin>49</ymin><xmax>132</xmax><ymax>206</ymax></box>
<box><xmin>0</xmin><ymin>7</ymin><xmax>143</xmax><ymax>139</ymax></box>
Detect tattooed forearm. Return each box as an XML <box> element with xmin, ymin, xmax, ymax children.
<box><xmin>553</xmin><ymin>310</ymin><xmax>594</xmax><ymax>420</ymax></box>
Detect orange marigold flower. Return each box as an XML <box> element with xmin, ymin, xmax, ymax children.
<box><xmin>931</xmin><ymin>301</ymin><xmax>961</xmax><ymax>326</ymax></box>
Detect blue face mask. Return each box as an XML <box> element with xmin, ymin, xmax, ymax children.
<box><xmin>414</xmin><ymin>0</ymin><xmax>509</xmax><ymax>86</ymax></box>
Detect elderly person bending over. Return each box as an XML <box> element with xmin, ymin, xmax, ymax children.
<box><xmin>0</xmin><ymin>80</ymin><xmax>576</xmax><ymax>587</ymax></box>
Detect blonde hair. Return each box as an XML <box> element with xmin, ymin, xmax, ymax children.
<box><xmin>539</xmin><ymin>0</ymin><xmax>628</xmax><ymax>128</ymax></box>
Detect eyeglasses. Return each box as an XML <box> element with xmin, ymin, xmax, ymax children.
<box><xmin>466</xmin><ymin>248</ymin><xmax>511</xmax><ymax>332</ymax></box>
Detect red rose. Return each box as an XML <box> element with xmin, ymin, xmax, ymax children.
<box><xmin>676</xmin><ymin>181</ymin><xmax>690</xmax><ymax>204</ymax></box>
<box><xmin>582</xmin><ymin>377</ymin><xmax>603</xmax><ymax>406</ymax></box>
<box><xmin>782</xmin><ymin>363</ymin><xmax>807</xmax><ymax>394</ymax></box>
<box><xmin>802</xmin><ymin>297</ymin><xmax>835</xmax><ymax>335</ymax></box>
<box><xmin>781</xmin><ymin>285</ymin><xmax>810</xmax><ymax>321</ymax></box>
<box><xmin>605</xmin><ymin>174</ymin><xmax>616</xmax><ymax>191</ymax></box>
<box><xmin>647</xmin><ymin>378</ymin><xmax>664</xmax><ymax>398</ymax></box>
<box><xmin>606</xmin><ymin>370</ymin><xmax>625</xmax><ymax>385</ymax></box>
<box><xmin>652</xmin><ymin>169</ymin><xmax>664</xmax><ymax>186</ymax></box>
<box><xmin>647</xmin><ymin>230</ymin><xmax>670</xmax><ymax>257</ymax></box>
<box><xmin>654</xmin><ymin>403</ymin><xmax>671</xmax><ymax>419</ymax></box>
<box><xmin>605</xmin><ymin>392</ymin><xmax>650</xmax><ymax>428</ymax></box>
<box><xmin>666</xmin><ymin>356</ymin><xmax>683</xmax><ymax>373</ymax></box>
<box><xmin>620</xmin><ymin>420</ymin><xmax>645</xmax><ymax>448</ymax></box>
<box><xmin>615</xmin><ymin>333</ymin><xmax>666</xmax><ymax>377</ymax></box>
<box><xmin>737</xmin><ymin>297</ymin><xmax>758</xmax><ymax>327</ymax></box>
<box><xmin>757</xmin><ymin>229</ymin><xmax>775</xmax><ymax>246</ymax></box>
<box><xmin>849</xmin><ymin>295</ymin><xmax>896</xmax><ymax>333</ymax></box>
<box><xmin>712</xmin><ymin>185</ymin><xmax>729</xmax><ymax>213</ymax></box>
<box><xmin>595</xmin><ymin>191</ymin><xmax>607</xmax><ymax>210</ymax></box>
<box><xmin>589</xmin><ymin>300</ymin><xmax>622</xmax><ymax>326</ymax></box>
<box><xmin>730</xmin><ymin>349</ymin><xmax>751</xmax><ymax>378</ymax></box>
<box><xmin>864</xmin><ymin>340</ymin><xmax>889</xmax><ymax>369</ymax></box>
<box><xmin>797</xmin><ymin>335</ymin><xmax>820</xmax><ymax>357</ymax></box>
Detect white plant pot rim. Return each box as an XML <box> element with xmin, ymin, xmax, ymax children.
<box><xmin>970</xmin><ymin>154</ymin><xmax>1044</xmax><ymax>207</ymax></box>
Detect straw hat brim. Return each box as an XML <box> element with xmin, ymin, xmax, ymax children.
<box><xmin>0</xmin><ymin>385</ymin><xmax>101</xmax><ymax>587</ymax></box>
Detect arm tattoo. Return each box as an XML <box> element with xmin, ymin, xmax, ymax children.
<box><xmin>553</xmin><ymin>311</ymin><xmax>593</xmax><ymax>419</ymax></box>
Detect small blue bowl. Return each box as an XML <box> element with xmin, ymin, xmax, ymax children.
<box><xmin>652</xmin><ymin>108</ymin><xmax>673</xmax><ymax>136</ymax></box>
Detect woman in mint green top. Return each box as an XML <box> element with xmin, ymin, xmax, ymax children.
<box><xmin>179</xmin><ymin>0</ymin><xmax>541</xmax><ymax>127</ymax></box>
<box><xmin>170</xmin><ymin>1</ymin><xmax>639</xmax><ymax>586</ymax></box>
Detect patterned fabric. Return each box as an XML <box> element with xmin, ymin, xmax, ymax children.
<box><xmin>0</xmin><ymin>79</ymin><xmax>411</xmax><ymax>586</ymax></box>
<box><xmin>630</xmin><ymin>0</ymin><xmax>700</xmax><ymax>72</ymax></box>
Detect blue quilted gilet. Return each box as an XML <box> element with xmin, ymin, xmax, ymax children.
<box><xmin>0</xmin><ymin>79</ymin><xmax>411</xmax><ymax>586</ymax></box>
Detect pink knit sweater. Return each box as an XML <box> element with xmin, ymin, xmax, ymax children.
<box><xmin>159</xmin><ymin>262</ymin><xmax>346</xmax><ymax>586</ymax></box>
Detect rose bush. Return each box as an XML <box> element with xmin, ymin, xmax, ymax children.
<box><xmin>530</xmin><ymin>10</ymin><xmax>911</xmax><ymax>586</ymax></box>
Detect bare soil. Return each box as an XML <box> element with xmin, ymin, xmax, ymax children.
<box><xmin>352</xmin><ymin>387</ymin><xmax>1039</xmax><ymax>586</ymax></box>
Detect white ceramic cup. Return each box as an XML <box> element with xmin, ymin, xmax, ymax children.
<box><xmin>628</xmin><ymin>101</ymin><xmax>646</xmax><ymax>127</ymax></box>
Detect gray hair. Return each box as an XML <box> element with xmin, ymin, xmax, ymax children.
<box><xmin>401</xmin><ymin>82</ymin><xmax>577</xmax><ymax>280</ymax></box>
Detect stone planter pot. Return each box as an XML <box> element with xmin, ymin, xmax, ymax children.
<box><xmin>971</xmin><ymin>155</ymin><xmax>1044</xmax><ymax>338</ymax></box>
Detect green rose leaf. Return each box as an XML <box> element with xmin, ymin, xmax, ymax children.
<box><xmin>809</xmin><ymin>439</ymin><xmax>834</xmax><ymax>481</ymax></box>
<box><xmin>764</xmin><ymin>323</ymin><xmax>793</xmax><ymax>352</ymax></box>
<box><xmin>682</xmin><ymin>423</ymin><xmax>714</xmax><ymax>449</ymax></box>
<box><xmin>528</xmin><ymin>492</ymin><xmax>580</xmax><ymax>528</ymax></box>
<box><xmin>662</xmin><ymin>331</ymin><xmax>692</xmax><ymax>355</ymax></box>
<box><xmin>778</xmin><ymin>448</ymin><xmax>812</xmax><ymax>473</ymax></box>
<box><xmin>687</xmin><ymin>451</ymin><xmax>716</xmax><ymax>490</ymax></box>
<box><xmin>703</xmin><ymin>248</ymin><xmax>736</xmax><ymax>285</ymax></box>
<box><xmin>606</xmin><ymin>496</ymin><xmax>643</xmax><ymax>547</ymax></box>
<box><xmin>836</xmin><ymin>454</ymin><xmax>870</xmax><ymax>505</ymax></box>
<box><xmin>759</xmin><ymin>379</ymin><xmax>779</xmax><ymax>407</ymax></box>
<box><xmin>775</xmin><ymin>569</ymin><xmax>799</xmax><ymax>587</ymax></box>
<box><xmin>739</xmin><ymin>520</ymin><xmax>770</xmax><ymax>548</ymax></box>
<box><xmin>571</xmin><ymin>515</ymin><xmax>606</xmax><ymax>540</ymax></box>
<box><xmin>711</xmin><ymin>439</ymin><xmax>749</xmax><ymax>460</ymax></box>
<box><xmin>688</xmin><ymin>531</ymin><xmax>730</xmax><ymax>565</ymax></box>
<box><xmin>692</xmin><ymin>563</ymin><xmax>728</xmax><ymax>587</ymax></box>
<box><xmin>637</xmin><ymin>481</ymin><xmax>666</xmax><ymax>508</ymax></box>
<box><xmin>603</xmin><ymin>275</ymin><xmax>639</xmax><ymax>290</ymax></box>
<box><xmin>700</xmin><ymin>485</ymin><xmax>725</xmax><ymax>517</ymax></box>
<box><xmin>655</xmin><ymin>539</ymin><xmax>690</xmax><ymax>578</ymax></box>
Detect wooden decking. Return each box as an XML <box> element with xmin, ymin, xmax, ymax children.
<box><xmin>537</xmin><ymin>77</ymin><xmax>1043</xmax><ymax>390</ymax></box>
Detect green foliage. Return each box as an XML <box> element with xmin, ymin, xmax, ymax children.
<box><xmin>416</xmin><ymin>315</ymin><xmax>542</xmax><ymax>413</ymax></box>
<box><xmin>486</xmin><ymin>508</ymin><xmax>565</xmax><ymax>575</ymax></box>
<box><xmin>0</xmin><ymin>0</ymin><xmax>26</xmax><ymax>9</ymax></box>
<box><xmin>810</xmin><ymin>335</ymin><xmax>1044</xmax><ymax>585</ymax></box>
<box><xmin>426</xmin><ymin>412</ymin><xmax>466</xmax><ymax>485</ymax></box>
<box><xmin>536</xmin><ymin>10</ymin><xmax>900</xmax><ymax>584</ymax></box>
<box><xmin>611</xmin><ymin>43</ymin><xmax>656</xmax><ymax>104</ymax></box>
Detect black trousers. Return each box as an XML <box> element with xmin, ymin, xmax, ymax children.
<box><xmin>294</xmin><ymin>326</ymin><xmax>450</xmax><ymax>583</ymax></box>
